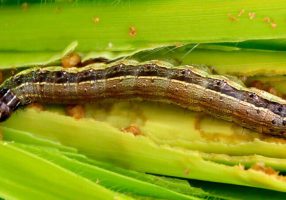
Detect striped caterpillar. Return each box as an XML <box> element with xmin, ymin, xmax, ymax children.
<box><xmin>1</xmin><ymin>59</ymin><xmax>286</xmax><ymax>137</ymax></box>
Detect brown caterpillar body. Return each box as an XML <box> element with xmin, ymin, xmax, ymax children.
<box><xmin>1</xmin><ymin>60</ymin><xmax>286</xmax><ymax>137</ymax></box>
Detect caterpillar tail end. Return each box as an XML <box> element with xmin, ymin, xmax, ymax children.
<box><xmin>0</xmin><ymin>88</ymin><xmax>20</xmax><ymax>122</ymax></box>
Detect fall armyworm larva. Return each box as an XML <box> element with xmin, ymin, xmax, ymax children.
<box><xmin>1</xmin><ymin>60</ymin><xmax>286</xmax><ymax>137</ymax></box>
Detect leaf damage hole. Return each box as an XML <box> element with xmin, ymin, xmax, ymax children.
<box><xmin>92</xmin><ymin>16</ymin><xmax>100</xmax><ymax>24</ymax></box>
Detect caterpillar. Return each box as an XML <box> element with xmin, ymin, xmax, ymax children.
<box><xmin>1</xmin><ymin>59</ymin><xmax>286</xmax><ymax>137</ymax></box>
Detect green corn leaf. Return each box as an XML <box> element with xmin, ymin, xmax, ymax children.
<box><xmin>1</xmin><ymin>0</ymin><xmax>286</xmax><ymax>52</ymax></box>
<box><xmin>3</xmin><ymin>108</ymin><xmax>286</xmax><ymax>192</ymax></box>
<box><xmin>0</xmin><ymin>41</ymin><xmax>77</xmax><ymax>69</ymax></box>
<box><xmin>0</xmin><ymin>142</ymin><xmax>133</xmax><ymax>200</ymax></box>
<box><xmin>13</xmin><ymin>143</ymin><xmax>212</xmax><ymax>200</ymax></box>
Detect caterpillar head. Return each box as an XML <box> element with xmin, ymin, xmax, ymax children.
<box><xmin>0</xmin><ymin>89</ymin><xmax>20</xmax><ymax>122</ymax></box>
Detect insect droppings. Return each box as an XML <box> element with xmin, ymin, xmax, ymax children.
<box><xmin>129</xmin><ymin>26</ymin><xmax>137</xmax><ymax>37</ymax></box>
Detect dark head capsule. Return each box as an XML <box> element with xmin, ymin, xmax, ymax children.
<box><xmin>0</xmin><ymin>88</ymin><xmax>20</xmax><ymax>122</ymax></box>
